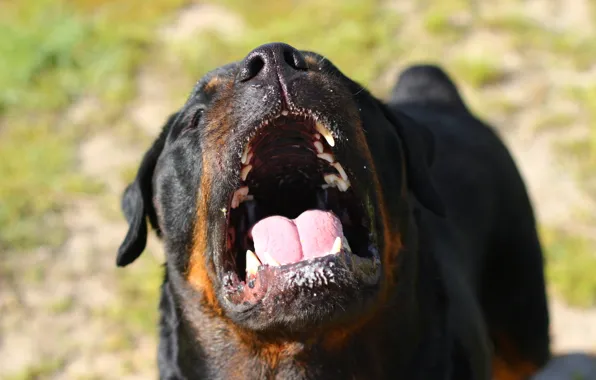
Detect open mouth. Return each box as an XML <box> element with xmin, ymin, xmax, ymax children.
<box><xmin>221</xmin><ymin>110</ymin><xmax>380</xmax><ymax>304</ymax></box>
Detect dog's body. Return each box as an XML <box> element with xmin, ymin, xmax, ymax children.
<box><xmin>389</xmin><ymin>66</ymin><xmax>551</xmax><ymax>379</ymax></box>
<box><xmin>117</xmin><ymin>44</ymin><xmax>550</xmax><ymax>379</ymax></box>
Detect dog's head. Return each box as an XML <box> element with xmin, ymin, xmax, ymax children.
<box><xmin>117</xmin><ymin>43</ymin><xmax>444</xmax><ymax>336</ymax></box>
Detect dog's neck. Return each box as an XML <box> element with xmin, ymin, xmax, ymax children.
<box><xmin>157</xmin><ymin>209</ymin><xmax>450</xmax><ymax>379</ymax></box>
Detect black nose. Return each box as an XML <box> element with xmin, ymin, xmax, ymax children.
<box><xmin>237</xmin><ymin>43</ymin><xmax>307</xmax><ymax>82</ymax></box>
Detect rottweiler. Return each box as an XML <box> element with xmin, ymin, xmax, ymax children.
<box><xmin>117</xmin><ymin>43</ymin><xmax>551</xmax><ymax>379</ymax></box>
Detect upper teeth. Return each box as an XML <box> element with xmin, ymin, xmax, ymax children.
<box><xmin>231</xmin><ymin>186</ymin><xmax>250</xmax><ymax>208</ymax></box>
<box><xmin>232</xmin><ymin>117</ymin><xmax>350</xmax><ymax>209</ymax></box>
<box><xmin>314</xmin><ymin>141</ymin><xmax>324</xmax><ymax>154</ymax></box>
<box><xmin>323</xmin><ymin>173</ymin><xmax>350</xmax><ymax>192</ymax></box>
<box><xmin>317</xmin><ymin>152</ymin><xmax>334</xmax><ymax>163</ymax></box>
<box><xmin>315</xmin><ymin>122</ymin><xmax>335</xmax><ymax>147</ymax></box>
<box><xmin>332</xmin><ymin>162</ymin><xmax>350</xmax><ymax>183</ymax></box>
<box><xmin>241</xmin><ymin>144</ymin><xmax>254</xmax><ymax>165</ymax></box>
<box><xmin>240</xmin><ymin>164</ymin><xmax>252</xmax><ymax>181</ymax></box>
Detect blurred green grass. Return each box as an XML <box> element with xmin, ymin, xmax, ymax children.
<box><xmin>162</xmin><ymin>0</ymin><xmax>403</xmax><ymax>97</ymax></box>
<box><xmin>541</xmin><ymin>227</ymin><xmax>596</xmax><ymax>308</ymax></box>
<box><xmin>0</xmin><ymin>0</ymin><xmax>595</xmax><ymax>316</ymax></box>
<box><xmin>0</xmin><ymin>0</ymin><xmax>185</xmax><ymax>250</ymax></box>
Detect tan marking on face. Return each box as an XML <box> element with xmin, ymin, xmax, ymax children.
<box><xmin>204</xmin><ymin>76</ymin><xmax>221</xmax><ymax>94</ymax></box>
<box><xmin>304</xmin><ymin>55</ymin><xmax>320</xmax><ymax>69</ymax></box>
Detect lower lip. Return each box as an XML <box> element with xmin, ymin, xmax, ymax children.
<box><xmin>222</xmin><ymin>250</ymin><xmax>381</xmax><ymax>305</ymax></box>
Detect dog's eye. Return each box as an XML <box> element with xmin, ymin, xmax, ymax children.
<box><xmin>191</xmin><ymin>108</ymin><xmax>204</xmax><ymax>127</ymax></box>
<box><xmin>183</xmin><ymin>108</ymin><xmax>204</xmax><ymax>133</ymax></box>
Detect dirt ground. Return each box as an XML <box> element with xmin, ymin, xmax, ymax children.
<box><xmin>0</xmin><ymin>2</ymin><xmax>595</xmax><ymax>379</ymax></box>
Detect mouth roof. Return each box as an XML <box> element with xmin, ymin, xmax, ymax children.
<box><xmin>222</xmin><ymin>110</ymin><xmax>376</xmax><ymax>296</ymax></box>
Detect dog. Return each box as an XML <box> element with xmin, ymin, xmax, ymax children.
<box><xmin>117</xmin><ymin>42</ymin><xmax>551</xmax><ymax>379</ymax></box>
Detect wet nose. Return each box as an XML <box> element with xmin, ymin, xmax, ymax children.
<box><xmin>236</xmin><ymin>42</ymin><xmax>308</xmax><ymax>83</ymax></box>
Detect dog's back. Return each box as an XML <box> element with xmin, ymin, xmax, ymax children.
<box><xmin>389</xmin><ymin>65</ymin><xmax>551</xmax><ymax>379</ymax></box>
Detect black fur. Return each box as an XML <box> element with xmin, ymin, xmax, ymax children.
<box><xmin>117</xmin><ymin>43</ymin><xmax>550</xmax><ymax>379</ymax></box>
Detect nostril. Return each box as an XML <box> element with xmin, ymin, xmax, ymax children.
<box><xmin>238</xmin><ymin>43</ymin><xmax>307</xmax><ymax>83</ymax></box>
<box><xmin>248</xmin><ymin>56</ymin><xmax>265</xmax><ymax>78</ymax></box>
<box><xmin>238</xmin><ymin>53</ymin><xmax>266</xmax><ymax>82</ymax></box>
<box><xmin>283</xmin><ymin>48</ymin><xmax>307</xmax><ymax>71</ymax></box>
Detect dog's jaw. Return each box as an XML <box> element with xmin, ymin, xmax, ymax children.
<box><xmin>160</xmin><ymin>215</ymin><xmax>450</xmax><ymax>380</ymax></box>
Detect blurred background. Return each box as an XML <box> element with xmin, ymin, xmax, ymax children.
<box><xmin>0</xmin><ymin>0</ymin><xmax>595</xmax><ymax>378</ymax></box>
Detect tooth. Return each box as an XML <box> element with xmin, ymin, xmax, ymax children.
<box><xmin>323</xmin><ymin>173</ymin><xmax>350</xmax><ymax>191</ymax></box>
<box><xmin>314</xmin><ymin>141</ymin><xmax>324</xmax><ymax>154</ymax></box>
<box><xmin>315</xmin><ymin>122</ymin><xmax>335</xmax><ymax>147</ymax></box>
<box><xmin>281</xmin><ymin>110</ymin><xmax>289</xmax><ymax>116</ymax></box>
<box><xmin>231</xmin><ymin>186</ymin><xmax>249</xmax><ymax>208</ymax></box>
<box><xmin>241</xmin><ymin>146</ymin><xmax>252</xmax><ymax>165</ymax></box>
<box><xmin>260</xmin><ymin>251</ymin><xmax>280</xmax><ymax>266</ymax></box>
<box><xmin>317</xmin><ymin>153</ymin><xmax>334</xmax><ymax>163</ymax></box>
<box><xmin>331</xmin><ymin>237</ymin><xmax>342</xmax><ymax>254</ymax></box>
<box><xmin>337</xmin><ymin>179</ymin><xmax>350</xmax><ymax>192</ymax></box>
<box><xmin>246</xmin><ymin>250</ymin><xmax>261</xmax><ymax>276</ymax></box>
<box><xmin>241</xmin><ymin>164</ymin><xmax>252</xmax><ymax>181</ymax></box>
<box><xmin>314</xmin><ymin>133</ymin><xmax>321</xmax><ymax>140</ymax></box>
<box><xmin>332</xmin><ymin>162</ymin><xmax>349</xmax><ymax>183</ymax></box>
<box><xmin>324</xmin><ymin>174</ymin><xmax>341</xmax><ymax>186</ymax></box>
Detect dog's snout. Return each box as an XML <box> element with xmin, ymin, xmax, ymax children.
<box><xmin>237</xmin><ymin>42</ymin><xmax>307</xmax><ymax>83</ymax></box>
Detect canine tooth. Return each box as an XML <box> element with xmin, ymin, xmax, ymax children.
<box><xmin>331</xmin><ymin>237</ymin><xmax>342</xmax><ymax>254</ymax></box>
<box><xmin>317</xmin><ymin>153</ymin><xmax>334</xmax><ymax>163</ymax></box>
<box><xmin>241</xmin><ymin>147</ymin><xmax>252</xmax><ymax>165</ymax></box>
<box><xmin>315</xmin><ymin>122</ymin><xmax>335</xmax><ymax>147</ymax></box>
<box><xmin>241</xmin><ymin>164</ymin><xmax>252</xmax><ymax>181</ymax></box>
<box><xmin>260</xmin><ymin>251</ymin><xmax>280</xmax><ymax>266</ymax></box>
<box><xmin>314</xmin><ymin>141</ymin><xmax>324</xmax><ymax>154</ymax></box>
<box><xmin>231</xmin><ymin>186</ymin><xmax>249</xmax><ymax>208</ymax></box>
<box><xmin>246</xmin><ymin>250</ymin><xmax>261</xmax><ymax>276</ymax></box>
<box><xmin>332</xmin><ymin>162</ymin><xmax>349</xmax><ymax>183</ymax></box>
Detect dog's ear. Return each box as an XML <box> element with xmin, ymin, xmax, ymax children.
<box><xmin>348</xmin><ymin>79</ymin><xmax>445</xmax><ymax>217</ymax></box>
<box><xmin>116</xmin><ymin>112</ymin><xmax>180</xmax><ymax>267</ymax></box>
<box><xmin>377</xmin><ymin>101</ymin><xmax>446</xmax><ymax>217</ymax></box>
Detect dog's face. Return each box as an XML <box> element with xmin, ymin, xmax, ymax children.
<box><xmin>117</xmin><ymin>43</ymin><xmax>443</xmax><ymax>335</ymax></box>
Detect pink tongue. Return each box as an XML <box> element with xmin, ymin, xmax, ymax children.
<box><xmin>251</xmin><ymin>210</ymin><xmax>343</xmax><ymax>265</ymax></box>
